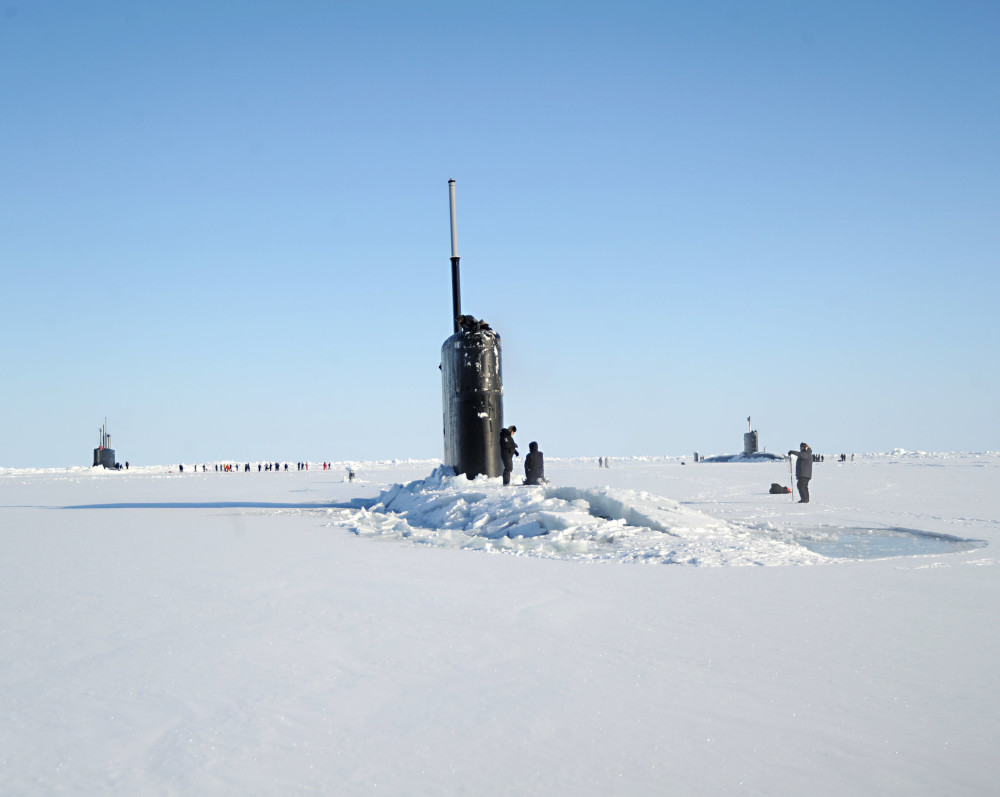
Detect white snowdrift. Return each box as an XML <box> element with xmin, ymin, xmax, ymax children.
<box><xmin>327</xmin><ymin>466</ymin><xmax>828</xmax><ymax>566</ymax></box>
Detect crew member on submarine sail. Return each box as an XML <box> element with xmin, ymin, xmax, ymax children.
<box><xmin>440</xmin><ymin>179</ymin><xmax>504</xmax><ymax>480</ymax></box>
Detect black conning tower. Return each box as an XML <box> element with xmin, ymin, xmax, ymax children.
<box><xmin>440</xmin><ymin>180</ymin><xmax>504</xmax><ymax>479</ymax></box>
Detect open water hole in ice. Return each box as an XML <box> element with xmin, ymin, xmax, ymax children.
<box><xmin>795</xmin><ymin>527</ymin><xmax>986</xmax><ymax>559</ymax></box>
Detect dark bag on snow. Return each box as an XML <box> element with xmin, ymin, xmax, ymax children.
<box><xmin>769</xmin><ymin>483</ymin><xmax>791</xmax><ymax>494</ymax></box>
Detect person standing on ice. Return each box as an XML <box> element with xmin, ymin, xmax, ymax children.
<box><xmin>788</xmin><ymin>442</ymin><xmax>817</xmax><ymax>503</ymax></box>
<box><xmin>500</xmin><ymin>425</ymin><xmax>518</xmax><ymax>485</ymax></box>
<box><xmin>524</xmin><ymin>441</ymin><xmax>545</xmax><ymax>485</ymax></box>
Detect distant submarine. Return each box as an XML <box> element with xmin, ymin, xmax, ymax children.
<box><xmin>698</xmin><ymin>417</ymin><xmax>786</xmax><ymax>462</ymax></box>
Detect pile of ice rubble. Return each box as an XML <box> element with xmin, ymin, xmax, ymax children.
<box><xmin>323</xmin><ymin>467</ymin><xmax>826</xmax><ymax>566</ymax></box>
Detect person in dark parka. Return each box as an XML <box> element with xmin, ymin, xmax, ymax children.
<box><xmin>500</xmin><ymin>425</ymin><xmax>518</xmax><ymax>485</ymax></box>
<box><xmin>524</xmin><ymin>441</ymin><xmax>545</xmax><ymax>485</ymax></box>
<box><xmin>788</xmin><ymin>442</ymin><xmax>816</xmax><ymax>503</ymax></box>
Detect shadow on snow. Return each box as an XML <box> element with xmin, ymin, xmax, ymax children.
<box><xmin>57</xmin><ymin>501</ymin><xmax>356</xmax><ymax>510</ymax></box>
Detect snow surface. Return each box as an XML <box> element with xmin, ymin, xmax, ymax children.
<box><xmin>1</xmin><ymin>454</ymin><xmax>998</xmax><ymax>795</ymax></box>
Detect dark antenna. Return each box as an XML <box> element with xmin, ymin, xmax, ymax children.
<box><xmin>448</xmin><ymin>179</ymin><xmax>461</xmax><ymax>333</ymax></box>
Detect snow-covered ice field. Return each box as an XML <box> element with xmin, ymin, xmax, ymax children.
<box><xmin>1</xmin><ymin>453</ymin><xmax>997</xmax><ymax>795</ymax></box>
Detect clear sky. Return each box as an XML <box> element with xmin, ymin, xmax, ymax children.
<box><xmin>2</xmin><ymin>1</ymin><xmax>998</xmax><ymax>467</ymax></box>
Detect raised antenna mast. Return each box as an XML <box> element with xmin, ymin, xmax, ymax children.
<box><xmin>448</xmin><ymin>179</ymin><xmax>461</xmax><ymax>333</ymax></box>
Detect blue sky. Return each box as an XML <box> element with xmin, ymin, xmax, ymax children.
<box><xmin>2</xmin><ymin>1</ymin><xmax>998</xmax><ymax>466</ymax></box>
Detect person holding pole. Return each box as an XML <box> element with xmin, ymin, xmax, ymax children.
<box><xmin>788</xmin><ymin>442</ymin><xmax>817</xmax><ymax>503</ymax></box>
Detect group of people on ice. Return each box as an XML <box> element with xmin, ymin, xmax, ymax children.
<box><xmin>499</xmin><ymin>425</ymin><xmax>545</xmax><ymax>486</ymax></box>
<box><xmin>179</xmin><ymin>462</ymin><xmax>353</xmax><ymax>475</ymax></box>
